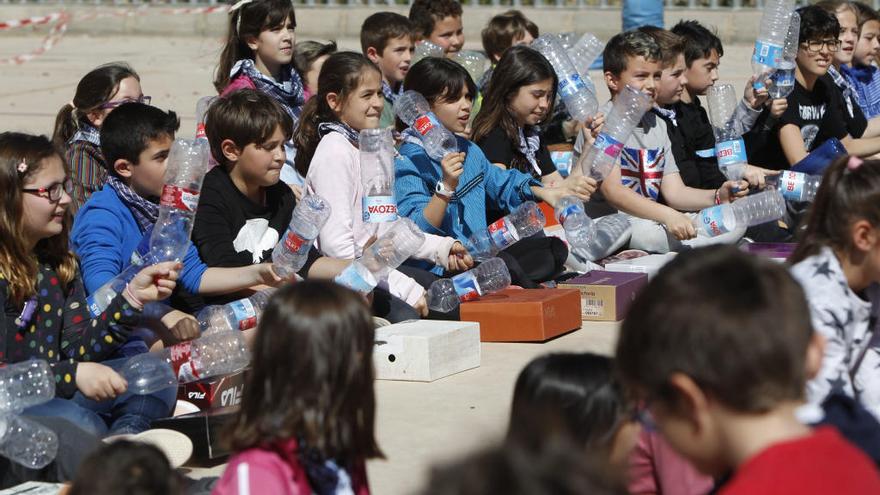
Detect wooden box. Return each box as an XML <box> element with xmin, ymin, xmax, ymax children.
<box><xmin>460</xmin><ymin>288</ymin><xmax>582</xmax><ymax>342</ymax></box>
<box><xmin>374</xmin><ymin>320</ymin><xmax>480</xmax><ymax>382</ymax></box>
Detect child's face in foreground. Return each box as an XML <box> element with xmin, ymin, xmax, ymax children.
<box><xmin>835</xmin><ymin>9</ymin><xmax>859</xmax><ymax>66</ymax></box>
<box><xmin>249</xmin><ymin>16</ymin><xmax>296</xmax><ymax>75</ymax></box>
<box><xmin>431</xmin><ymin>86</ymin><xmax>473</xmax><ymax>134</ymax></box>
<box><xmin>372</xmin><ymin>35</ymin><xmax>414</xmax><ymax>85</ymax></box>
<box><xmin>21</xmin><ymin>156</ymin><xmax>71</xmax><ymax>244</ymax></box>
<box><xmin>333</xmin><ymin>69</ymin><xmax>383</xmax><ymax>131</ymax></box>
<box><xmin>508</xmin><ymin>78</ymin><xmax>553</xmax><ymax>127</ymax></box>
<box><xmin>797</xmin><ymin>36</ymin><xmax>836</xmax><ymax>78</ymax></box>
<box><xmin>232</xmin><ymin>125</ymin><xmax>287</xmax><ymax>188</ymax></box>
<box><xmin>608</xmin><ymin>55</ymin><xmax>662</xmax><ymax>103</ymax></box>
<box><xmin>656</xmin><ymin>54</ymin><xmax>689</xmax><ymax>106</ymax></box>
<box><xmin>127</xmin><ymin>134</ymin><xmax>173</xmax><ymax>199</ymax></box>
<box><xmin>683</xmin><ymin>49</ymin><xmax>720</xmax><ymax>96</ymax></box>
<box><xmin>429</xmin><ymin>15</ymin><xmax>465</xmax><ymax>56</ymax></box>
<box><xmin>855</xmin><ymin>20</ymin><xmax>880</xmax><ymax>65</ymax></box>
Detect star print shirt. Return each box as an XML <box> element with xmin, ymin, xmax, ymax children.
<box><xmin>0</xmin><ymin>264</ymin><xmax>139</xmax><ymax>398</ymax></box>
<box><xmin>791</xmin><ymin>247</ymin><xmax>880</xmax><ymax>421</ymax></box>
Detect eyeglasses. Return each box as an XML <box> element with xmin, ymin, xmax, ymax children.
<box><xmin>98</xmin><ymin>95</ymin><xmax>152</xmax><ymax>110</ymax></box>
<box><xmin>22</xmin><ymin>178</ymin><xmax>72</xmax><ymax>202</ymax></box>
<box><xmin>801</xmin><ymin>39</ymin><xmax>842</xmax><ymax>53</ymax></box>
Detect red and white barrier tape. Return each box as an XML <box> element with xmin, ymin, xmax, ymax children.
<box><xmin>0</xmin><ymin>12</ymin><xmax>69</xmax><ymax>65</ymax></box>
<box><xmin>0</xmin><ymin>11</ymin><xmax>64</xmax><ymax>31</ymax></box>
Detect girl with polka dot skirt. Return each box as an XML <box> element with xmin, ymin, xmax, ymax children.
<box><xmin>0</xmin><ymin>132</ymin><xmax>182</xmax><ymax>436</ymax></box>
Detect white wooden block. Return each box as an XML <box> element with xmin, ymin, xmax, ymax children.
<box><xmin>604</xmin><ymin>253</ymin><xmax>677</xmax><ymax>280</ymax></box>
<box><xmin>373</xmin><ymin>320</ymin><xmax>481</xmax><ymax>382</ymax></box>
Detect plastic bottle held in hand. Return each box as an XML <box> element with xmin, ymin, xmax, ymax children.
<box><xmin>707</xmin><ymin>84</ymin><xmax>747</xmax><ymax>181</ymax></box>
<box><xmin>567</xmin><ymin>33</ymin><xmax>604</xmax><ymax>85</ymax></box>
<box><xmin>583</xmin><ymin>86</ymin><xmax>653</xmax><ymax>181</ymax></box>
<box><xmin>531</xmin><ymin>34</ymin><xmax>598</xmax><ymax>122</ymax></box>
<box><xmin>150</xmin><ymin>139</ymin><xmax>210</xmax><ymax>263</ymax></box>
<box><xmin>693</xmin><ymin>189</ymin><xmax>786</xmax><ymax>237</ymax></box>
<box><xmin>198</xmin><ymin>289</ymin><xmax>276</xmax><ymax>334</ymax></box>
<box><xmin>0</xmin><ymin>413</ymin><xmax>58</xmax><ymax>469</ymax></box>
<box><xmin>394</xmin><ymin>91</ymin><xmax>459</xmax><ymax>161</ymax></box>
<box><xmin>360</xmin><ymin>128</ymin><xmax>398</xmax><ymax>223</ymax></box>
<box><xmin>0</xmin><ymin>361</ymin><xmax>54</xmax><ymax>413</ymax></box>
<box><xmin>334</xmin><ymin>218</ymin><xmax>426</xmax><ymax>293</ymax></box>
<box><xmin>770</xmin><ymin>170</ymin><xmax>821</xmax><ymax>202</ymax></box>
<box><xmin>194</xmin><ymin>96</ymin><xmax>215</xmax><ymax>140</ymax></box>
<box><xmin>752</xmin><ymin>0</ymin><xmax>797</xmax><ymax>89</ymax></box>
<box><xmin>768</xmin><ymin>11</ymin><xmax>799</xmax><ymax>99</ymax></box>
<box><xmin>122</xmin><ymin>331</ymin><xmax>251</xmax><ymax>394</ymax></box>
<box><xmin>426</xmin><ymin>258</ymin><xmax>511</xmax><ymax>312</ymax></box>
<box><xmin>449</xmin><ymin>50</ymin><xmax>489</xmax><ymax>87</ymax></box>
<box><xmin>273</xmin><ymin>194</ymin><xmax>332</xmax><ymax>278</ymax></box>
<box><xmin>467</xmin><ymin>202</ymin><xmax>546</xmax><ymax>261</ymax></box>
<box><xmin>555</xmin><ymin>196</ymin><xmax>597</xmax><ymax>250</ymax></box>
<box><xmin>412</xmin><ymin>40</ymin><xmax>444</xmax><ymax>64</ymax></box>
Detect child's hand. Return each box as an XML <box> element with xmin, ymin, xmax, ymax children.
<box><xmin>562</xmin><ymin>119</ymin><xmax>585</xmax><ymax>140</ymax></box>
<box><xmin>768</xmin><ymin>98</ymin><xmax>788</xmax><ymax>118</ymax></box>
<box><xmin>126</xmin><ymin>262</ymin><xmax>181</xmax><ymax>307</ymax></box>
<box><xmin>440</xmin><ymin>152</ymin><xmax>465</xmax><ymax>190</ymax></box>
<box><xmin>662</xmin><ymin>210</ymin><xmax>696</xmax><ymax>240</ymax></box>
<box><xmin>560</xmin><ymin>175</ymin><xmax>598</xmax><ymax>202</ymax></box>
<box><xmin>161</xmin><ymin>310</ymin><xmax>200</xmax><ymax>342</ymax></box>
<box><xmin>413</xmin><ymin>295</ymin><xmax>429</xmax><ymax>317</ymax></box>
<box><xmin>254</xmin><ymin>263</ymin><xmax>284</xmax><ymax>285</ymax></box>
<box><xmin>447</xmin><ymin>241</ymin><xmax>474</xmax><ymax>272</ymax></box>
<box><xmin>289</xmin><ymin>184</ymin><xmax>304</xmax><ymax>202</ymax></box>
<box><xmin>719</xmin><ymin>180</ymin><xmax>750</xmax><ymax>203</ymax></box>
<box><xmin>745</xmin><ymin>75</ymin><xmax>770</xmax><ymax>109</ymax></box>
<box><xmin>580</xmin><ymin>112</ymin><xmax>606</xmax><ymax>147</ymax></box>
<box><xmin>743</xmin><ymin>165</ymin><xmax>780</xmax><ymax>189</ymax></box>
<box><xmin>76</xmin><ymin>362</ymin><xmax>127</xmax><ymax>401</ymax></box>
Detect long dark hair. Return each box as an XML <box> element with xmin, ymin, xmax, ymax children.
<box><xmin>226</xmin><ymin>281</ymin><xmax>383</xmax><ymax>462</ymax></box>
<box><xmin>472</xmin><ymin>46</ymin><xmax>557</xmax><ymax>174</ymax></box>
<box><xmin>293</xmin><ymin>52</ymin><xmax>380</xmax><ymax>176</ymax></box>
<box><xmin>52</xmin><ymin>62</ymin><xmax>139</xmax><ymax>147</ymax></box>
<box><xmin>397</xmin><ymin>57</ymin><xmax>477</xmax><ymax>132</ymax></box>
<box><xmin>790</xmin><ymin>156</ymin><xmax>880</xmax><ymax>263</ymax></box>
<box><xmin>214</xmin><ymin>0</ymin><xmax>297</xmax><ymax>92</ymax></box>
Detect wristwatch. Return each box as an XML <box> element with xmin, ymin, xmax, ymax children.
<box><xmin>435</xmin><ymin>181</ymin><xmax>454</xmax><ymax>199</ymax></box>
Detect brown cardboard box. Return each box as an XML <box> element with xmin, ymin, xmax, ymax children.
<box><xmin>460</xmin><ymin>288</ymin><xmax>582</xmax><ymax>342</ymax></box>
<box><xmin>177</xmin><ymin>370</ymin><xmax>246</xmax><ymax>411</ymax></box>
<box><xmin>560</xmin><ymin>271</ymin><xmax>649</xmax><ymax>321</ymax></box>
<box><xmin>152</xmin><ymin>406</ymin><xmax>238</xmax><ymax>461</ymax></box>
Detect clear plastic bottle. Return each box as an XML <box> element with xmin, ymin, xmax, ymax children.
<box><xmin>394</xmin><ymin>90</ymin><xmax>459</xmax><ymax>161</ymax></box>
<box><xmin>768</xmin><ymin>12</ymin><xmax>800</xmax><ymax>99</ymax></box>
<box><xmin>0</xmin><ymin>360</ymin><xmax>54</xmax><ymax>413</ymax></box>
<box><xmin>467</xmin><ymin>202</ymin><xmax>546</xmax><ymax>261</ymax></box>
<box><xmin>194</xmin><ymin>96</ymin><xmax>214</xmax><ymax>140</ymax></box>
<box><xmin>449</xmin><ymin>50</ymin><xmax>489</xmax><ymax>87</ymax></box>
<box><xmin>273</xmin><ymin>194</ymin><xmax>331</xmax><ymax>278</ymax></box>
<box><xmin>121</xmin><ymin>330</ymin><xmax>251</xmax><ymax>394</ymax></box>
<box><xmin>567</xmin><ymin>33</ymin><xmax>603</xmax><ymax>87</ymax></box>
<box><xmin>707</xmin><ymin>83</ymin><xmax>747</xmax><ymax>182</ymax></box>
<box><xmin>360</xmin><ymin>128</ymin><xmax>398</xmax><ymax>223</ymax></box>
<box><xmin>556</xmin><ymin>32</ymin><xmax>578</xmax><ymax>50</ymax></box>
<box><xmin>334</xmin><ymin>218</ymin><xmax>426</xmax><ymax>293</ymax></box>
<box><xmin>555</xmin><ymin>196</ymin><xmax>597</xmax><ymax>250</ymax></box>
<box><xmin>572</xmin><ymin>213</ymin><xmax>632</xmax><ymax>262</ymax></box>
<box><xmin>751</xmin><ymin>0</ymin><xmax>797</xmax><ymax>89</ymax></box>
<box><xmin>531</xmin><ymin>34</ymin><xmax>598</xmax><ymax>122</ymax></box>
<box><xmin>426</xmin><ymin>258</ymin><xmax>511</xmax><ymax>312</ymax></box>
<box><xmin>693</xmin><ymin>189</ymin><xmax>786</xmax><ymax>237</ymax></box>
<box><xmin>198</xmin><ymin>289</ymin><xmax>276</xmax><ymax>334</ymax></box>
<box><xmin>0</xmin><ymin>413</ymin><xmax>58</xmax><ymax>469</ymax></box>
<box><xmin>582</xmin><ymin>85</ymin><xmax>653</xmax><ymax>181</ymax></box>
<box><xmin>768</xmin><ymin>170</ymin><xmax>822</xmax><ymax>202</ymax></box>
<box><xmin>412</xmin><ymin>40</ymin><xmax>444</xmax><ymax>64</ymax></box>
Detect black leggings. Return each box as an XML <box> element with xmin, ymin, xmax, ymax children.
<box><xmin>372</xmin><ymin>265</ymin><xmax>460</xmax><ymax>322</ymax></box>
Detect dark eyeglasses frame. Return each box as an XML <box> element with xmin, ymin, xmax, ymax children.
<box><xmin>98</xmin><ymin>95</ymin><xmax>152</xmax><ymax>110</ymax></box>
<box><xmin>22</xmin><ymin>178</ymin><xmax>73</xmax><ymax>202</ymax></box>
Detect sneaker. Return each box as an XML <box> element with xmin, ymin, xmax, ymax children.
<box><xmin>104</xmin><ymin>428</ymin><xmax>193</xmax><ymax>468</ymax></box>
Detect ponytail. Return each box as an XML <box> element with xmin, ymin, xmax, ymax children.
<box><xmin>293</xmin><ymin>97</ymin><xmax>335</xmax><ymax>177</ymax></box>
<box><xmin>51</xmin><ymin>103</ymin><xmax>78</xmax><ymax>148</ymax></box>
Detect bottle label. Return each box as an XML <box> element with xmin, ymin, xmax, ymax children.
<box><xmin>335</xmin><ymin>264</ymin><xmax>375</xmax><ymax>293</ymax></box>
<box><xmin>556</xmin><ymin>203</ymin><xmax>583</xmax><ymax>226</ymax></box>
<box><xmin>195</xmin><ymin>123</ymin><xmax>206</xmax><ymax>139</ymax></box>
<box><xmin>558</xmin><ymin>74</ymin><xmax>588</xmax><ymax>99</ymax></box>
<box><xmin>715</xmin><ymin>138</ymin><xmax>747</xmax><ymax>167</ymax></box>
<box><xmin>414</xmin><ymin>113</ymin><xmax>441</xmax><ymax>137</ymax></box>
<box><xmin>169</xmin><ymin>341</ymin><xmax>200</xmax><ymax>382</ymax></box>
<box><xmin>592</xmin><ymin>133</ymin><xmax>624</xmax><ymax>159</ymax></box>
<box><xmin>551</xmin><ymin>151</ymin><xmax>573</xmax><ymax>177</ymax></box>
<box><xmin>699</xmin><ymin>205</ymin><xmax>730</xmax><ymax>236</ymax></box>
<box><xmin>362</xmin><ymin>196</ymin><xmax>398</xmax><ymax>223</ymax></box>
<box><xmin>452</xmin><ymin>271</ymin><xmax>482</xmax><ymax>303</ymax></box>
<box><xmin>160</xmin><ymin>185</ymin><xmax>199</xmax><ymax>212</ymax></box>
<box><xmin>770</xmin><ymin>69</ymin><xmax>795</xmax><ymax>87</ymax></box>
<box><xmin>130</xmin><ymin>228</ymin><xmax>153</xmax><ymax>267</ymax></box>
<box><xmin>86</xmin><ymin>295</ymin><xmax>102</xmax><ymax>318</ymax></box>
<box><xmin>229</xmin><ymin>299</ymin><xmax>257</xmax><ymax>331</ymax></box>
<box><xmin>283</xmin><ymin>229</ymin><xmax>308</xmax><ymax>253</ymax></box>
<box><xmin>487</xmin><ymin>218</ymin><xmax>519</xmax><ymax>250</ymax></box>
<box><xmin>778</xmin><ymin>170</ymin><xmax>806</xmax><ymax>201</ymax></box>
<box><xmin>752</xmin><ymin>40</ymin><xmax>784</xmax><ymax>68</ymax></box>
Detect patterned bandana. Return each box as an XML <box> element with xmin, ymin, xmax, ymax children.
<box><xmin>828</xmin><ymin>66</ymin><xmax>855</xmax><ymax>118</ymax></box>
<box><xmin>107</xmin><ymin>175</ymin><xmax>159</xmax><ymax>232</ymax></box>
<box><xmin>230</xmin><ymin>59</ymin><xmax>305</xmax><ymax>126</ymax></box>
<box><xmin>517</xmin><ymin>126</ymin><xmax>542</xmax><ymax>176</ymax></box>
<box><xmin>381</xmin><ymin>80</ymin><xmax>403</xmax><ymax>104</ymax></box>
<box><xmin>69</xmin><ymin>121</ymin><xmax>101</xmax><ymax>146</ymax></box>
<box><xmin>653</xmin><ymin>105</ymin><xmax>678</xmax><ymax>127</ymax></box>
<box><xmin>317</xmin><ymin>121</ymin><xmax>360</xmax><ymax>147</ymax></box>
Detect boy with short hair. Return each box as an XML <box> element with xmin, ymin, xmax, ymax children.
<box><xmin>361</xmin><ymin>12</ymin><xmax>414</xmax><ymax>129</ymax></box>
<box><xmin>409</xmin><ymin>0</ymin><xmax>464</xmax><ymax>56</ymax></box>
<box><xmin>616</xmin><ymin>245</ymin><xmax>880</xmax><ymax>494</ymax></box>
<box><xmin>481</xmin><ymin>10</ymin><xmax>538</xmax><ymax>63</ymax></box>
<box><xmin>574</xmin><ymin>31</ymin><xmax>744</xmax><ymax>253</ymax></box>
<box><xmin>846</xmin><ymin>2</ymin><xmax>880</xmax><ymax>119</ymax></box>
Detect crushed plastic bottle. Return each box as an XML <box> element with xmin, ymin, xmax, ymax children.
<box><xmin>395</xmin><ymin>90</ymin><xmax>459</xmax><ymax>161</ymax></box>
<box><xmin>467</xmin><ymin>202</ymin><xmax>545</xmax><ymax>261</ymax></box>
<box><xmin>426</xmin><ymin>258</ymin><xmax>511</xmax><ymax>313</ymax></box>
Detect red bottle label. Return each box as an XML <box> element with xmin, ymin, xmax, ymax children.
<box><xmin>160</xmin><ymin>185</ymin><xmax>199</xmax><ymax>212</ymax></box>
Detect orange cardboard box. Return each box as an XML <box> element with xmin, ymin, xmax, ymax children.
<box><xmin>538</xmin><ymin>201</ymin><xmax>558</xmax><ymax>227</ymax></box>
<box><xmin>460</xmin><ymin>288</ymin><xmax>582</xmax><ymax>342</ymax></box>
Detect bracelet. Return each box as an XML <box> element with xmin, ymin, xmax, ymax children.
<box><xmin>714</xmin><ymin>188</ymin><xmax>722</xmax><ymax>205</ymax></box>
<box><xmin>123</xmin><ymin>284</ymin><xmax>144</xmax><ymax>311</ymax></box>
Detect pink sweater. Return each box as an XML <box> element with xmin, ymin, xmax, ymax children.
<box><xmin>221</xmin><ymin>74</ymin><xmax>257</xmax><ymax>97</ymax></box>
<box><xmin>306</xmin><ymin>132</ymin><xmax>457</xmax><ymax>305</ymax></box>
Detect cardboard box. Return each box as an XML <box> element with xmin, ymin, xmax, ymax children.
<box><xmin>560</xmin><ymin>271</ymin><xmax>649</xmax><ymax>321</ymax></box>
<box><xmin>741</xmin><ymin>242</ymin><xmax>796</xmax><ymax>262</ymax></box>
<box><xmin>460</xmin><ymin>288</ymin><xmax>582</xmax><ymax>342</ymax></box>
<box><xmin>152</xmin><ymin>406</ymin><xmax>238</xmax><ymax>461</ymax></box>
<box><xmin>538</xmin><ymin>201</ymin><xmax>558</xmax><ymax>227</ymax></box>
<box><xmin>177</xmin><ymin>370</ymin><xmax>246</xmax><ymax>411</ymax></box>
<box><xmin>374</xmin><ymin>320</ymin><xmax>480</xmax><ymax>382</ymax></box>
<box><xmin>604</xmin><ymin>253</ymin><xmax>676</xmax><ymax>280</ymax></box>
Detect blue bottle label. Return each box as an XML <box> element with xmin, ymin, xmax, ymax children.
<box><xmin>699</xmin><ymin>206</ymin><xmax>730</xmax><ymax>236</ymax></box>
<box><xmin>229</xmin><ymin>299</ymin><xmax>257</xmax><ymax>331</ymax></box>
<box><xmin>770</xmin><ymin>68</ymin><xmax>795</xmax><ymax>87</ymax></box>
<box><xmin>592</xmin><ymin>133</ymin><xmax>624</xmax><ymax>159</ymax></box>
<box><xmin>362</xmin><ymin>195</ymin><xmax>398</xmax><ymax>223</ymax></box>
<box><xmin>86</xmin><ymin>296</ymin><xmax>101</xmax><ymax>318</ymax></box>
<box><xmin>752</xmin><ymin>40</ymin><xmax>784</xmax><ymax>68</ymax></box>
<box><xmin>452</xmin><ymin>271</ymin><xmax>482</xmax><ymax>302</ymax></box>
<box><xmin>715</xmin><ymin>138</ymin><xmax>747</xmax><ymax>167</ymax></box>
<box><xmin>558</xmin><ymin>74</ymin><xmax>588</xmax><ymax>98</ymax></box>
<box><xmin>551</xmin><ymin>151</ymin><xmax>573</xmax><ymax>177</ymax></box>
<box><xmin>778</xmin><ymin>170</ymin><xmax>806</xmax><ymax>201</ymax></box>
<box><xmin>334</xmin><ymin>264</ymin><xmax>375</xmax><ymax>293</ymax></box>
<box><xmin>556</xmin><ymin>203</ymin><xmax>583</xmax><ymax>226</ymax></box>
<box><xmin>487</xmin><ymin>218</ymin><xmax>518</xmax><ymax>250</ymax></box>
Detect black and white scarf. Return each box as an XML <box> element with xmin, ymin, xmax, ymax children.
<box><xmin>106</xmin><ymin>175</ymin><xmax>159</xmax><ymax>232</ymax></box>
<box><xmin>230</xmin><ymin>59</ymin><xmax>305</xmax><ymax>126</ymax></box>
<box><xmin>317</xmin><ymin>121</ymin><xmax>360</xmax><ymax>147</ymax></box>
<box><xmin>381</xmin><ymin>80</ymin><xmax>403</xmax><ymax>104</ymax></box>
<box><xmin>653</xmin><ymin>105</ymin><xmax>678</xmax><ymax>127</ymax></box>
<box><xmin>518</xmin><ymin>126</ymin><xmax>542</xmax><ymax>176</ymax></box>
<box><xmin>69</xmin><ymin>121</ymin><xmax>101</xmax><ymax>146</ymax></box>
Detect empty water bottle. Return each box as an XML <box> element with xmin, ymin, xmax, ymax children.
<box><xmin>752</xmin><ymin>0</ymin><xmax>797</xmax><ymax>89</ymax></box>
<box><xmin>531</xmin><ymin>34</ymin><xmax>598</xmax><ymax>122</ymax></box>
<box><xmin>0</xmin><ymin>361</ymin><xmax>53</xmax><ymax>413</ymax></box>
<box><xmin>426</xmin><ymin>258</ymin><xmax>511</xmax><ymax>313</ymax></box>
<box><xmin>768</xmin><ymin>11</ymin><xmax>799</xmax><ymax>99</ymax></box>
<box><xmin>412</xmin><ymin>40</ymin><xmax>444</xmax><ymax>64</ymax></box>
<box><xmin>360</xmin><ymin>129</ymin><xmax>398</xmax><ymax>223</ymax></box>
<box><xmin>572</xmin><ymin>213</ymin><xmax>632</xmax><ymax>262</ymax></box>
<box><xmin>555</xmin><ymin>32</ymin><xmax>578</xmax><ymax>50</ymax></box>
<box><xmin>707</xmin><ymin>84</ymin><xmax>747</xmax><ymax>182</ymax></box>
<box><xmin>198</xmin><ymin>289</ymin><xmax>276</xmax><ymax>334</ymax></box>
<box><xmin>555</xmin><ymin>196</ymin><xmax>596</xmax><ymax>250</ymax></box>
<box><xmin>273</xmin><ymin>194</ymin><xmax>332</xmax><ymax>278</ymax></box>
<box><xmin>769</xmin><ymin>170</ymin><xmax>822</xmax><ymax>202</ymax></box>
<box><xmin>334</xmin><ymin>218</ymin><xmax>426</xmax><ymax>293</ymax></box>
<box><xmin>693</xmin><ymin>189</ymin><xmax>786</xmax><ymax>237</ymax></box>
<box><xmin>195</xmin><ymin>96</ymin><xmax>214</xmax><ymax>140</ymax></box>
<box><xmin>467</xmin><ymin>202</ymin><xmax>545</xmax><ymax>261</ymax></box>
<box><xmin>0</xmin><ymin>413</ymin><xmax>58</xmax><ymax>469</ymax></box>
<box><xmin>395</xmin><ymin>90</ymin><xmax>459</xmax><ymax>161</ymax></box>
<box><xmin>122</xmin><ymin>331</ymin><xmax>251</xmax><ymax>395</ymax></box>
<box><xmin>583</xmin><ymin>86</ymin><xmax>653</xmax><ymax>181</ymax></box>
<box><xmin>449</xmin><ymin>50</ymin><xmax>489</xmax><ymax>87</ymax></box>
<box><xmin>567</xmin><ymin>33</ymin><xmax>603</xmax><ymax>85</ymax></box>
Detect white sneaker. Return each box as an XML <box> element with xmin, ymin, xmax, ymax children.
<box><xmin>104</xmin><ymin>428</ymin><xmax>193</xmax><ymax>468</ymax></box>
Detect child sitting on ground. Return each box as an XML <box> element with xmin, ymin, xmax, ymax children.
<box><xmin>846</xmin><ymin>2</ymin><xmax>880</xmax><ymax>120</ymax></box>
<box><xmin>361</xmin><ymin>12</ymin><xmax>415</xmax><ymax>129</ymax></box>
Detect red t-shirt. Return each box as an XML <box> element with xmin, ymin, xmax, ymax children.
<box><xmin>720</xmin><ymin>426</ymin><xmax>880</xmax><ymax>495</ymax></box>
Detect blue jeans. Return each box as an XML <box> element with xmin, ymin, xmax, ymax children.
<box><xmin>24</xmin><ymin>357</ymin><xmax>176</xmax><ymax>437</ymax></box>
